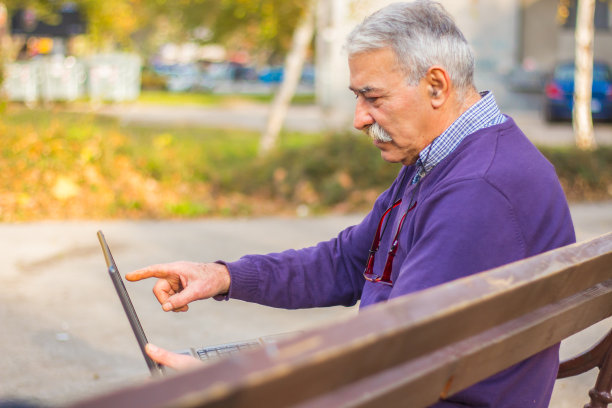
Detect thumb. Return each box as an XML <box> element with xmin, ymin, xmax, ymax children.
<box><xmin>145</xmin><ymin>344</ymin><xmax>200</xmax><ymax>371</ymax></box>
<box><xmin>162</xmin><ymin>289</ymin><xmax>197</xmax><ymax>312</ymax></box>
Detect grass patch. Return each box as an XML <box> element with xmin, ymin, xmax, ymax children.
<box><xmin>138</xmin><ymin>90</ymin><xmax>315</xmax><ymax>106</ymax></box>
<box><xmin>0</xmin><ymin>105</ymin><xmax>609</xmax><ymax>221</ymax></box>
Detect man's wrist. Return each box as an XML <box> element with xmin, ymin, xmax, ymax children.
<box><xmin>212</xmin><ymin>261</ymin><xmax>231</xmax><ymax>296</ymax></box>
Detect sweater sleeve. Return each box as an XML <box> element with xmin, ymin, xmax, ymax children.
<box><xmin>224</xmin><ymin>167</ymin><xmax>410</xmax><ymax>309</ymax></box>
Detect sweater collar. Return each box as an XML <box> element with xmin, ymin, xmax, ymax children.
<box><xmin>412</xmin><ymin>91</ymin><xmax>506</xmax><ymax>184</ymax></box>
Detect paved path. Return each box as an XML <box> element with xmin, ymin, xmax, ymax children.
<box><xmin>0</xmin><ymin>201</ymin><xmax>611</xmax><ymax>406</ymax></box>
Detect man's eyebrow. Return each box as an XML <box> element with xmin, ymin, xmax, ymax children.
<box><xmin>348</xmin><ymin>86</ymin><xmax>380</xmax><ymax>94</ymax></box>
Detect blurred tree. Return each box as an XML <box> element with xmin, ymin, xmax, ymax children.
<box><xmin>573</xmin><ymin>0</ymin><xmax>597</xmax><ymax>150</ymax></box>
<box><xmin>2</xmin><ymin>0</ymin><xmax>308</xmax><ymax>60</ymax></box>
<box><xmin>260</xmin><ymin>0</ymin><xmax>316</xmax><ymax>155</ymax></box>
<box><xmin>129</xmin><ymin>0</ymin><xmax>310</xmax><ymax>63</ymax></box>
<box><xmin>201</xmin><ymin>0</ymin><xmax>309</xmax><ymax>61</ymax></box>
<box><xmin>75</xmin><ymin>0</ymin><xmax>143</xmax><ymax>49</ymax></box>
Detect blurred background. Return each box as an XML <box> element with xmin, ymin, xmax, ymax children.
<box><xmin>3</xmin><ymin>1</ymin><xmax>612</xmax><ymax>112</ymax></box>
<box><xmin>0</xmin><ymin>1</ymin><xmax>611</xmax><ymax>407</ymax></box>
<box><xmin>0</xmin><ymin>0</ymin><xmax>610</xmax><ymax>221</ymax></box>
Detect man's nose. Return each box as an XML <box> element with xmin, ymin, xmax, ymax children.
<box><xmin>353</xmin><ymin>99</ymin><xmax>374</xmax><ymax>130</ymax></box>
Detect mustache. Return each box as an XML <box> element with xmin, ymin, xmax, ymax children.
<box><xmin>363</xmin><ymin>123</ymin><xmax>393</xmax><ymax>143</ymax></box>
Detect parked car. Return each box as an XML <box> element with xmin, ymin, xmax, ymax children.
<box><xmin>543</xmin><ymin>61</ymin><xmax>612</xmax><ymax>122</ymax></box>
<box><xmin>257</xmin><ymin>65</ymin><xmax>316</xmax><ymax>85</ymax></box>
<box><xmin>151</xmin><ymin>63</ymin><xmax>216</xmax><ymax>92</ymax></box>
<box><xmin>258</xmin><ymin>66</ymin><xmax>284</xmax><ymax>84</ymax></box>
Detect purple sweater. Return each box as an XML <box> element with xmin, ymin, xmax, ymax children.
<box><xmin>225</xmin><ymin>117</ymin><xmax>576</xmax><ymax>407</ymax></box>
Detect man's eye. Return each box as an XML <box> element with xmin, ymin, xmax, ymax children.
<box><xmin>352</xmin><ymin>92</ymin><xmax>379</xmax><ymax>103</ymax></box>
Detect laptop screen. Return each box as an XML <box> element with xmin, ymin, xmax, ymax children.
<box><xmin>97</xmin><ymin>230</ymin><xmax>165</xmax><ymax>377</ymax></box>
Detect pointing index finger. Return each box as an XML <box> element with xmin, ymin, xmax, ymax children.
<box><xmin>125</xmin><ymin>265</ymin><xmax>172</xmax><ymax>282</ymax></box>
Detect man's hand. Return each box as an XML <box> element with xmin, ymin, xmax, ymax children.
<box><xmin>146</xmin><ymin>343</ymin><xmax>202</xmax><ymax>371</ymax></box>
<box><xmin>125</xmin><ymin>262</ymin><xmax>230</xmax><ymax>312</ymax></box>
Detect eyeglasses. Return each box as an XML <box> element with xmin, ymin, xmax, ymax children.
<box><xmin>363</xmin><ymin>198</ymin><xmax>417</xmax><ymax>286</ymax></box>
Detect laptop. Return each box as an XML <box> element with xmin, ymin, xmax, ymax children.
<box><xmin>97</xmin><ymin>230</ymin><xmax>293</xmax><ymax>377</ymax></box>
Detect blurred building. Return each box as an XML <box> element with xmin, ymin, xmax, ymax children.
<box><xmin>521</xmin><ymin>0</ymin><xmax>612</xmax><ymax>69</ymax></box>
<box><xmin>11</xmin><ymin>4</ymin><xmax>86</xmax><ymax>58</ymax></box>
<box><xmin>5</xmin><ymin>5</ymin><xmax>142</xmax><ymax>104</ymax></box>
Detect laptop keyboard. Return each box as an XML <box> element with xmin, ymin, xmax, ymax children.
<box><xmin>175</xmin><ymin>333</ymin><xmax>299</xmax><ymax>363</ymax></box>
<box><xmin>194</xmin><ymin>341</ymin><xmax>260</xmax><ymax>361</ymax></box>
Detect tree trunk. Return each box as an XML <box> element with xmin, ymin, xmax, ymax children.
<box><xmin>0</xmin><ymin>2</ymin><xmax>9</xmax><ymax>87</ymax></box>
<box><xmin>573</xmin><ymin>0</ymin><xmax>597</xmax><ymax>150</ymax></box>
<box><xmin>259</xmin><ymin>0</ymin><xmax>316</xmax><ymax>155</ymax></box>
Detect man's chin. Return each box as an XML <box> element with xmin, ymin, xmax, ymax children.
<box><xmin>378</xmin><ymin>149</ymin><xmax>415</xmax><ymax>166</ymax></box>
<box><xmin>378</xmin><ymin>149</ymin><xmax>400</xmax><ymax>164</ymax></box>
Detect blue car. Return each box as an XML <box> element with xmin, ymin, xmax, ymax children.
<box><xmin>543</xmin><ymin>61</ymin><xmax>612</xmax><ymax>122</ymax></box>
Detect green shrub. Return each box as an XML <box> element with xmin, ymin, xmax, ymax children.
<box><xmin>539</xmin><ymin>145</ymin><xmax>612</xmax><ymax>201</ymax></box>
<box><xmin>220</xmin><ymin>132</ymin><xmax>401</xmax><ymax>208</ymax></box>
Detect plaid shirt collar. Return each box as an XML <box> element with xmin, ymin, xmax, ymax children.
<box><xmin>412</xmin><ymin>91</ymin><xmax>506</xmax><ymax>184</ymax></box>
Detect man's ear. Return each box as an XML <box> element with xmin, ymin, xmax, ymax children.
<box><xmin>425</xmin><ymin>66</ymin><xmax>450</xmax><ymax>109</ymax></box>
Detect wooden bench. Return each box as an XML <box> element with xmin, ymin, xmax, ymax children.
<box><xmin>69</xmin><ymin>232</ymin><xmax>612</xmax><ymax>408</ymax></box>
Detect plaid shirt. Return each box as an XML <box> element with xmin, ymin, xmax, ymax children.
<box><xmin>413</xmin><ymin>91</ymin><xmax>506</xmax><ymax>183</ymax></box>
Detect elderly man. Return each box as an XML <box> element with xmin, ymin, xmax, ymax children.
<box><xmin>127</xmin><ymin>1</ymin><xmax>575</xmax><ymax>406</ymax></box>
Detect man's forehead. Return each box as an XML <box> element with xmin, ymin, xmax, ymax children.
<box><xmin>348</xmin><ymin>69</ymin><xmax>399</xmax><ymax>95</ymax></box>
<box><xmin>348</xmin><ymin>48</ymin><xmax>403</xmax><ymax>90</ymax></box>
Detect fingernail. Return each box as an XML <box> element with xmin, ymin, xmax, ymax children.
<box><xmin>146</xmin><ymin>344</ymin><xmax>158</xmax><ymax>353</ymax></box>
<box><xmin>162</xmin><ymin>302</ymin><xmax>172</xmax><ymax>311</ymax></box>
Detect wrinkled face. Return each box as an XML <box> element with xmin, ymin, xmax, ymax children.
<box><xmin>349</xmin><ymin>47</ymin><xmax>434</xmax><ymax>166</ymax></box>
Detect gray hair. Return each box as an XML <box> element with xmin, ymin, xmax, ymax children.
<box><xmin>346</xmin><ymin>1</ymin><xmax>475</xmax><ymax>96</ymax></box>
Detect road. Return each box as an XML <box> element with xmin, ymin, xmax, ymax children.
<box><xmin>0</xmin><ymin>201</ymin><xmax>611</xmax><ymax>407</ymax></box>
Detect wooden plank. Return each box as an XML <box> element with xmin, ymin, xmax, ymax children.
<box><xmin>67</xmin><ymin>233</ymin><xmax>612</xmax><ymax>408</ymax></box>
<box><xmin>294</xmin><ymin>281</ymin><xmax>612</xmax><ymax>408</ymax></box>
